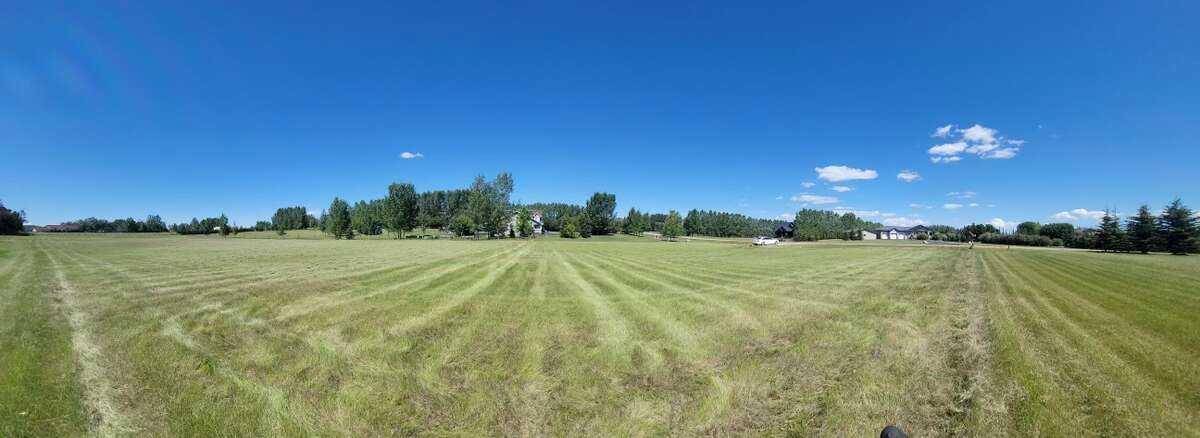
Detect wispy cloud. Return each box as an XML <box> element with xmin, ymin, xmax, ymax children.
<box><xmin>831</xmin><ymin>186</ymin><xmax>853</xmax><ymax>192</ymax></box>
<box><xmin>932</xmin><ymin>124</ymin><xmax>953</xmax><ymax>138</ymax></box>
<box><xmin>947</xmin><ymin>191</ymin><xmax>977</xmax><ymax>199</ymax></box>
<box><xmin>399</xmin><ymin>151</ymin><xmax>424</xmax><ymax>159</ymax></box>
<box><xmin>908</xmin><ymin>203</ymin><xmax>932</xmax><ymax>209</ymax></box>
<box><xmin>814</xmin><ymin>165</ymin><xmax>878</xmax><ymax>182</ymax></box>
<box><xmin>896</xmin><ymin>170</ymin><xmax>921</xmax><ymax>183</ymax></box>
<box><xmin>927</xmin><ymin>123</ymin><xmax>1023</xmax><ymax>163</ymax></box>
<box><xmin>801</xmin><ymin>181</ymin><xmax>816</xmax><ymax>188</ymax></box>
<box><xmin>943</xmin><ymin>203</ymin><xmax>964</xmax><ymax>210</ymax></box>
<box><xmin>884</xmin><ymin>216</ymin><xmax>928</xmax><ymax>227</ymax></box>
<box><xmin>791</xmin><ymin>194</ymin><xmax>839</xmax><ymax>205</ymax></box>
<box><xmin>1051</xmin><ymin>208</ymin><xmax>1107</xmax><ymax>222</ymax></box>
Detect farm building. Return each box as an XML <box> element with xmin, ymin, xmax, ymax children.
<box><xmin>863</xmin><ymin>225</ymin><xmax>929</xmax><ymax>240</ymax></box>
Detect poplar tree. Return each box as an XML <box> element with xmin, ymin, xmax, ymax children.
<box><xmin>662</xmin><ymin>210</ymin><xmax>684</xmax><ymax>241</ymax></box>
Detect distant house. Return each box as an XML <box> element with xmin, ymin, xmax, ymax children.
<box><xmin>505</xmin><ymin>210</ymin><xmax>545</xmax><ymax>236</ymax></box>
<box><xmin>38</xmin><ymin>223</ymin><xmax>83</xmax><ymax>232</ymax></box>
<box><xmin>774</xmin><ymin>223</ymin><xmax>794</xmax><ymax>239</ymax></box>
<box><xmin>863</xmin><ymin>225</ymin><xmax>929</xmax><ymax>240</ymax></box>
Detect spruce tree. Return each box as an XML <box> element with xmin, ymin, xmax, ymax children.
<box><xmin>1159</xmin><ymin>198</ymin><xmax>1198</xmax><ymax>255</ymax></box>
<box><xmin>1095</xmin><ymin>210</ymin><xmax>1126</xmax><ymax>252</ymax></box>
<box><xmin>1125</xmin><ymin>205</ymin><xmax>1158</xmax><ymax>254</ymax></box>
<box><xmin>327</xmin><ymin>197</ymin><xmax>354</xmax><ymax>240</ymax></box>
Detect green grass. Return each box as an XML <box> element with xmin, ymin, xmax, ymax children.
<box><xmin>1</xmin><ymin>234</ymin><xmax>1197</xmax><ymax>436</ymax></box>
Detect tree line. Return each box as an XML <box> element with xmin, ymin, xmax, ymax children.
<box><xmin>923</xmin><ymin>198</ymin><xmax>1198</xmax><ymax>255</ymax></box>
<box><xmin>789</xmin><ymin>209</ymin><xmax>882</xmax><ymax>241</ymax></box>
<box><xmin>28</xmin><ymin>215</ymin><xmax>170</xmax><ymax>233</ymax></box>
<box><xmin>0</xmin><ymin>200</ymin><xmax>25</xmax><ymax>235</ymax></box>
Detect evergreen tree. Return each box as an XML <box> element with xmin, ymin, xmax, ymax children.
<box><xmin>1095</xmin><ymin>210</ymin><xmax>1126</xmax><ymax>252</ymax></box>
<box><xmin>662</xmin><ymin>210</ymin><xmax>684</xmax><ymax>241</ymax></box>
<box><xmin>583</xmin><ymin>192</ymin><xmax>617</xmax><ymax>235</ymax></box>
<box><xmin>327</xmin><ymin>197</ymin><xmax>354</xmax><ymax>239</ymax></box>
<box><xmin>623</xmin><ymin>207</ymin><xmax>645</xmax><ymax>235</ymax></box>
<box><xmin>682</xmin><ymin>209</ymin><xmax>700</xmax><ymax>236</ymax></box>
<box><xmin>1125</xmin><ymin>205</ymin><xmax>1159</xmax><ymax>254</ymax></box>
<box><xmin>384</xmin><ymin>183</ymin><xmax>419</xmax><ymax>238</ymax></box>
<box><xmin>560</xmin><ymin>215</ymin><xmax>579</xmax><ymax>238</ymax></box>
<box><xmin>1159</xmin><ymin>198</ymin><xmax>1198</xmax><ymax>255</ymax></box>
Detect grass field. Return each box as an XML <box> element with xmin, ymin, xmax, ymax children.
<box><xmin>1</xmin><ymin>234</ymin><xmax>1198</xmax><ymax>436</ymax></box>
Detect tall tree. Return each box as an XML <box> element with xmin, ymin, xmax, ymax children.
<box><xmin>1159</xmin><ymin>198</ymin><xmax>1198</xmax><ymax>255</ymax></box>
<box><xmin>1125</xmin><ymin>205</ymin><xmax>1159</xmax><ymax>254</ymax></box>
<box><xmin>560</xmin><ymin>215</ymin><xmax>580</xmax><ymax>238</ymax></box>
<box><xmin>385</xmin><ymin>182</ymin><xmax>418</xmax><ymax>238</ymax></box>
<box><xmin>0</xmin><ymin>200</ymin><xmax>25</xmax><ymax>235</ymax></box>
<box><xmin>662</xmin><ymin>210</ymin><xmax>684</xmax><ymax>241</ymax></box>
<box><xmin>682</xmin><ymin>209</ymin><xmax>700</xmax><ymax>236</ymax></box>
<box><xmin>1095</xmin><ymin>210</ymin><xmax>1126</xmax><ymax>252</ymax></box>
<box><xmin>583</xmin><ymin>192</ymin><xmax>617</xmax><ymax>235</ymax></box>
<box><xmin>1016</xmin><ymin>221</ymin><xmax>1041</xmax><ymax>236</ymax></box>
<box><xmin>623</xmin><ymin>207</ymin><xmax>645</xmax><ymax>236</ymax></box>
<box><xmin>327</xmin><ymin>197</ymin><xmax>353</xmax><ymax>239</ymax></box>
<box><xmin>516</xmin><ymin>208</ymin><xmax>534</xmax><ymax>238</ymax></box>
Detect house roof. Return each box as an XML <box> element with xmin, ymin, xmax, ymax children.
<box><xmin>872</xmin><ymin>225</ymin><xmax>928</xmax><ymax>233</ymax></box>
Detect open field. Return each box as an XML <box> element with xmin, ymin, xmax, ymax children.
<box><xmin>2</xmin><ymin>234</ymin><xmax>1198</xmax><ymax>436</ymax></box>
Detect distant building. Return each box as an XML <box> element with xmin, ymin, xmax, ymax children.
<box><xmin>865</xmin><ymin>225</ymin><xmax>929</xmax><ymax>240</ymax></box>
<box><xmin>505</xmin><ymin>210</ymin><xmax>544</xmax><ymax>236</ymax></box>
<box><xmin>37</xmin><ymin>223</ymin><xmax>83</xmax><ymax>232</ymax></box>
<box><xmin>774</xmin><ymin>223</ymin><xmax>794</xmax><ymax>239</ymax></box>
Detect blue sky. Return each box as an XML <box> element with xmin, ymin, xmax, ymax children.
<box><xmin>4</xmin><ymin>1</ymin><xmax>1198</xmax><ymax>229</ymax></box>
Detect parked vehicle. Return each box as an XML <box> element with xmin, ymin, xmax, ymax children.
<box><xmin>753</xmin><ymin>236</ymin><xmax>780</xmax><ymax>246</ymax></box>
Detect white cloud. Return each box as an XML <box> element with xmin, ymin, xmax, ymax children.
<box><xmin>931</xmin><ymin>156</ymin><xmax>962</xmax><ymax>163</ymax></box>
<box><xmin>1051</xmin><ymin>208</ymin><xmax>1108</xmax><ymax>222</ymax></box>
<box><xmin>947</xmin><ymin>191</ymin><xmax>977</xmax><ymax>199</ymax></box>
<box><xmin>927</xmin><ymin>123</ymin><xmax>1023</xmax><ymax>163</ymax></box>
<box><xmin>928</xmin><ymin>142</ymin><xmax>967</xmax><ymax>156</ymax></box>
<box><xmin>831</xmin><ymin>186</ymin><xmax>853</xmax><ymax>192</ymax></box>
<box><xmin>884</xmin><ymin>216</ymin><xmax>928</xmax><ymax>227</ymax></box>
<box><xmin>791</xmin><ymin>194</ymin><xmax>839</xmax><ymax>205</ymax></box>
<box><xmin>987</xmin><ymin>204</ymin><xmax>996</xmax><ymax>208</ymax></box>
<box><xmin>969</xmin><ymin>203</ymin><xmax>980</xmax><ymax>207</ymax></box>
<box><xmin>908</xmin><ymin>203</ymin><xmax>932</xmax><ymax>209</ymax></box>
<box><xmin>814</xmin><ymin>165</ymin><xmax>878</xmax><ymax>182</ymax></box>
<box><xmin>983</xmin><ymin>147</ymin><xmax>1018</xmax><ymax>159</ymax></box>
<box><xmin>960</xmin><ymin>124</ymin><xmax>998</xmax><ymax>145</ymax></box>
<box><xmin>801</xmin><ymin>181</ymin><xmax>816</xmax><ymax>188</ymax></box>
<box><xmin>832</xmin><ymin>207</ymin><xmax>881</xmax><ymax>218</ymax></box>
<box><xmin>896</xmin><ymin>170</ymin><xmax>921</xmax><ymax>183</ymax></box>
<box><xmin>943</xmin><ymin>203</ymin><xmax>964</xmax><ymax>210</ymax></box>
<box><xmin>774</xmin><ymin>195</ymin><xmax>784</xmax><ymax>200</ymax></box>
<box><xmin>399</xmin><ymin>151</ymin><xmax>424</xmax><ymax>159</ymax></box>
<box><xmin>989</xmin><ymin>218</ymin><xmax>1014</xmax><ymax>230</ymax></box>
<box><xmin>933</xmin><ymin>124</ymin><xmax>953</xmax><ymax>138</ymax></box>
<box><xmin>777</xmin><ymin>213</ymin><xmax>795</xmax><ymax>221</ymax></box>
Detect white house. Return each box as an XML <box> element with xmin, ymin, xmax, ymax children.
<box><xmin>505</xmin><ymin>210</ymin><xmax>544</xmax><ymax>236</ymax></box>
<box><xmin>865</xmin><ymin>225</ymin><xmax>929</xmax><ymax>240</ymax></box>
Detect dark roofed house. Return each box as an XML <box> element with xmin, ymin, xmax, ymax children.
<box><xmin>863</xmin><ymin>225</ymin><xmax>929</xmax><ymax>240</ymax></box>
<box><xmin>774</xmin><ymin>223</ymin><xmax>794</xmax><ymax>239</ymax></box>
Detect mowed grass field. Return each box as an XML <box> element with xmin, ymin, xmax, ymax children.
<box><xmin>1</xmin><ymin>234</ymin><xmax>1198</xmax><ymax>436</ymax></box>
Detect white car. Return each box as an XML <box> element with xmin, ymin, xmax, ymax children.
<box><xmin>753</xmin><ymin>236</ymin><xmax>780</xmax><ymax>246</ymax></box>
